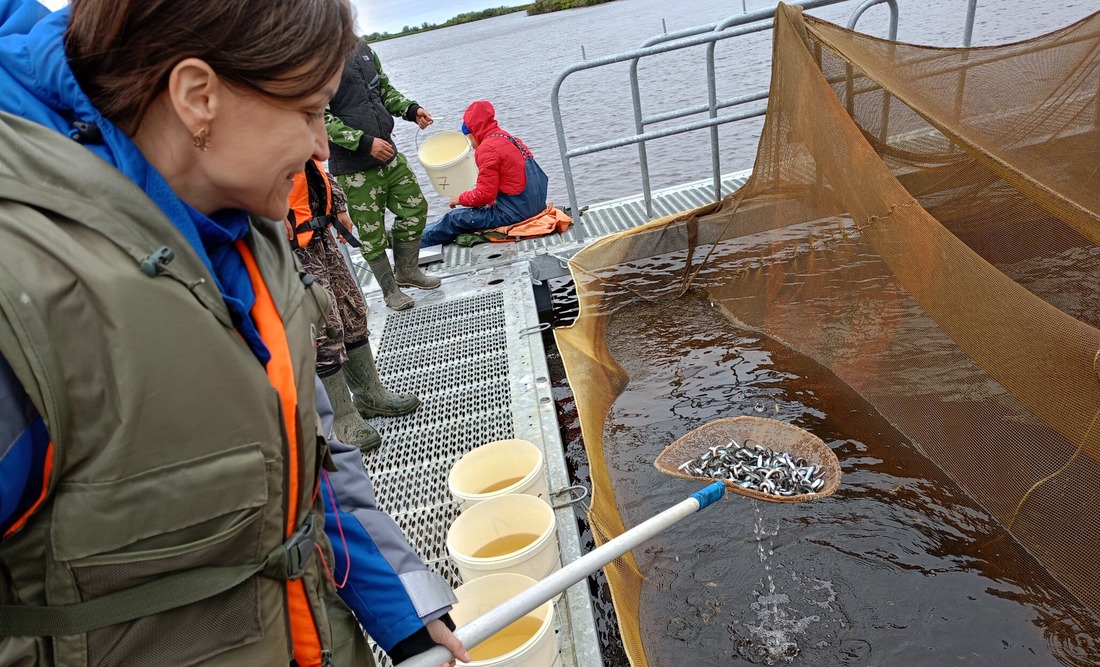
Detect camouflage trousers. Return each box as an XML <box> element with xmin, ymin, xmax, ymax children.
<box><xmin>335</xmin><ymin>152</ymin><xmax>428</xmax><ymax>261</ymax></box>
<box><xmin>293</xmin><ymin>227</ymin><xmax>369</xmax><ymax>375</ymax></box>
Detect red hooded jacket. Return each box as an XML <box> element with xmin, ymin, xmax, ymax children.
<box><xmin>459</xmin><ymin>100</ymin><xmax>531</xmax><ymax>208</ymax></box>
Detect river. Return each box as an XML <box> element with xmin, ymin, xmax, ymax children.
<box><xmin>374</xmin><ymin>0</ymin><xmax>1095</xmax><ymax>223</ymax></box>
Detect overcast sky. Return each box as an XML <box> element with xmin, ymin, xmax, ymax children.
<box><xmin>351</xmin><ymin>0</ymin><xmax>506</xmax><ymax>35</ymax></box>
<box><xmin>36</xmin><ymin>1</ymin><xmax>507</xmax><ymax>37</ymax></box>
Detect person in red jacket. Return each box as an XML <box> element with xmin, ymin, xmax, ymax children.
<box><xmin>419</xmin><ymin>100</ymin><xmax>548</xmax><ymax>247</ymax></box>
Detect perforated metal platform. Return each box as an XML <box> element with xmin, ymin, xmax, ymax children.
<box><xmin>360</xmin><ymin>263</ymin><xmax>599</xmax><ymax>667</ymax></box>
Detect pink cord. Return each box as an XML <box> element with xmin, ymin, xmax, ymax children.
<box><xmin>317</xmin><ymin>468</ymin><xmax>351</xmax><ymax>589</ymax></box>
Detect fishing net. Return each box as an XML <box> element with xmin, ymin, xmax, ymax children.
<box><xmin>555</xmin><ymin>4</ymin><xmax>1100</xmax><ymax>664</ymax></box>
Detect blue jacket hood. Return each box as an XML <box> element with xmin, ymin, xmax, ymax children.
<box><xmin>0</xmin><ymin>2</ymin><xmax>141</xmax><ymax>172</ymax></box>
<box><xmin>0</xmin><ymin>0</ymin><xmax>269</xmax><ymax>363</ymax></box>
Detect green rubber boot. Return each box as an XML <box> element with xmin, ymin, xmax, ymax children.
<box><xmin>366</xmin><ymin>253</ymin><xmax>414</xmax><ymax>311</ymax></box>
<box><xmin>320</xmin><ymin>369</ymin><xmax>382</xmax><ymax>453</ymax></box>
<box><xmin>344</xmin><ymin>343</ymin><xmax>421</xmax><ymax>418</ymax></box>
<box><xmin>393</xmin><ymin>238</ymin><xmax>441</xmax><ymax>289</ymax></box>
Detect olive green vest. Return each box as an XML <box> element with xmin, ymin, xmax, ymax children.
<box><xmin>0</xmin><ymin>112</ymin><xmax>370</xmax><ymax>666</ymax></box>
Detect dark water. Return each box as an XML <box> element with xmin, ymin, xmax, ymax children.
<box><xmin>541</xmin><ymin>248</ymin><xmax>1100</xmax><ymax>666</ymax></box>
<box><xmin>375</xmin><ymin>0</ymin><xmax>1096</xmax><ymax>223</ymax></box>
<box><xmin>586</xmin><ymin>289</ymin><xmax>1100</xmax><ymax>666</ymax></box>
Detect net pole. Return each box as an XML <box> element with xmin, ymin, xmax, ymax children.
<box><xmin>403</xmin><ymin>481</ymin><xmax>727</xmax><ymax>667</ymax></box>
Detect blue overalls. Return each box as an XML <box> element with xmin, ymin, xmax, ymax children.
<box><xmin>420</xmin><ymin>134</ymin><xmax>549</xmax><ymax>247</ymax></box>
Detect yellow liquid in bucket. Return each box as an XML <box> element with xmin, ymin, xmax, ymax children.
<box><xmin>479</xmin><ymin>476</ymin><xmax>525</xmax><ymax>494</ymax></box>
<box><xmin>472</xmin><ymin>533</ymin><xmax>539</xmax><ymax>558</ymax></box>
<box><xmin>419</xmin><ymin>133</ymin><xmax>469</xmax><ymax>166</ymax></box>
<box><xmin>468</xmin><ymin>615</ymin><xmax>543</xmax><ymax>661</ymax></box>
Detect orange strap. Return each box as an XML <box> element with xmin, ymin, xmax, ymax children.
<box><xmin>288</xmin><ymin>160</ymin><xmax>334</xmax><ymax>248</ymax></box>
<box><xmin>288</xmin><ymin>173</ymin><xmax>315</xmax><ymax>247</ymax></box>
<box><xmin>2</xmin><ymin>442</ymin><xmax>54</xmax><ymax>539</ymax></box>
<box><xmin>237</xmin><ymin>240</ymin><xmax>323</xmax><ymax>666</ymax></box>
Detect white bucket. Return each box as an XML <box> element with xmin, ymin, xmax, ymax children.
<box><xmin>451</xmin><ymin>573</ymin><xmax>560</xmax><ymax>667</ymax></box>
<box><xmin>449</xmin><ymin>439</ymin><xmax>549</xmax><ymax>510</ymax></box>
<box><xmin>447</xmin><ymin>494</ymin><xmax>561</xmax><ymax>586</ymax></box>
<box><xmin>418</xmin><ymin>130</ymin><xmax>478</xmax><ymax>196</ymax></box>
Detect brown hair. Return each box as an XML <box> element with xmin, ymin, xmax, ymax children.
<box><xmin>65</xmin><ymin>0</ymin><xmax>358</xmax><ymax>135</ymax></box>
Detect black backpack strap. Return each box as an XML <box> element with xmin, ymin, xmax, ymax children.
<box><xmin>329</xmin><ymin>219</ymin><xmax>362</xmax><ymax>248</ymax></box>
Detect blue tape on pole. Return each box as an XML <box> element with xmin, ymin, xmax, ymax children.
<box><xmin>690</xmin><ymin>480</ymin><xmax>726</xmax><ymax>509</ymax></box>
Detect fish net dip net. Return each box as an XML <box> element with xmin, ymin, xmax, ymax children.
<box><xmin>554</xmin><ymin>4</ymin><xmax>1100</xmax><ymax>665</ymax></box>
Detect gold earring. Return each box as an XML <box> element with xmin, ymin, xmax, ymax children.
<box><xmin>192</xmin><ymin>128</ymin><xmax>210</xmax><ymax>151</ymax></box>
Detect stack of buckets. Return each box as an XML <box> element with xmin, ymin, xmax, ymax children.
<box><xmin>447</xmin><ymin>439</ymin><xmax>562</xmax><ymax>667</ymax></box>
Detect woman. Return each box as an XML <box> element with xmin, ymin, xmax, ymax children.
<box><xmin>0</xmin><ymin>1</ymin><xmax>467</xmax><ymax>666</ymax></box>
<box><xmin>419</xmin><ymin>100</ymin><xmax>549</xmax><ymax>247</ymax></box>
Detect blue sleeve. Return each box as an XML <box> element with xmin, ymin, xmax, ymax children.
<box><xmin>0</xmin><ymin>352</ymin><xmax>51</xmax><ymax>537</ymax></box>
<box><xmin>313</xmin><ymin>376</ymin><xmax>456</xmax><ymax>653</ymax></box>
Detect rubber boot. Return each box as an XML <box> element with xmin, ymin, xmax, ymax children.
<box><xmin>366</xmin><ymin>253</ymin><xmax>414</xmax><ymax>311</ymax></box>
<box><xmin>344</xmin><ymin>343</ymin><xmax>421</xmax><ymax>418</ymax></box>
<box><xmin>393</xmin><ymin>237</ymin><xmax>441</xmax><ymax>289</ymax></box>
<box><xmin>320</xmin><ymin>369</ymin><xmax>382</xmax><ymax>452</ymax></box>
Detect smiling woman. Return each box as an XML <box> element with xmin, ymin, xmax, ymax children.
<box><xmin>0</xmin><ymin>1</ymin><xmax>468</xmax><ymax>666</ymax></box>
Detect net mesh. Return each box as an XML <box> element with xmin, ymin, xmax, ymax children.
<box><xmin>555</xmin><ymin>4</ymin><xmax>1100</xmax><ymax>664</ymax></box>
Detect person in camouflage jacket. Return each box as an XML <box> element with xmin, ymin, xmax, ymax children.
<box><xmin>326</xmin><ymin>39</ymin><xmax>440</xmax><ymax>311</ymax></box>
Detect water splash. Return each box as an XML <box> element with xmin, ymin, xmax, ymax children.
<box><xmin>736</xmin><ymin>501</ymin><xmax>821</xmax><ymax>665</ymax></box>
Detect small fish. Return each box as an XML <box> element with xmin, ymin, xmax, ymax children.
<box><xmin>677</xmin><ymin>439</ymin><xmax>828</xmax><ymax>497</ymax></box>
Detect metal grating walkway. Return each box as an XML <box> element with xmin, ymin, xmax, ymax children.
<box><xmin>366</xmin><ymin>292</ymin><xmax>515</xmax><ymax>575</ymax></box>
<box><xmin>361</xmin><ymin>264</ymin><xmax>599</xmax><ymax>667</ymax></box>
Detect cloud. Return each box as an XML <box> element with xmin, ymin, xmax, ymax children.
<box><xmin>350</xmin><ymin>0</ymin><xmax>498</xmax><ymax>35</ymax></box>
<box><xmin>31</xmin><ymin>0</ymin><xmax>498</xmax><ymax>39</ymax></box>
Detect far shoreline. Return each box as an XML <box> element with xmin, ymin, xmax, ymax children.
<box><xmin>365</xmin><ymin>0</ymin><xmax>615</xmax><ymax>43</ymax></box>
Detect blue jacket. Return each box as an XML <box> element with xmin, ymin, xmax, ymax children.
<box><xmin>0</xmin><ymin>0</ymin><xmax>453</xmax><ymax>655</ymax></box>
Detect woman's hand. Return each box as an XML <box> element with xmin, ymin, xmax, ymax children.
<box><xmin>425</xmin><ymin>618</ymin><xmax>470</xmax><ymax>667</ymax></box>
<box><xmin>448</xmin><ymin>195</ymin><xmax>461</xmax><ymax>209</ymax></box>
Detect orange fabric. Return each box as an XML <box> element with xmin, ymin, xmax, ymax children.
<box><xmin>2</xmin><ymin>442</ymin><xmax>54</xmax><ymax>538</ymax></box>
<box><xmin>237</xmin><ymin>240</ymin><xmax>323</xmax><ymax>666</ymax></box>
<box><xmin>288</xmin><ymin>160</ymin><xmax>332</xmax><ymax>247</ymax></box>
<box><xmin>486</xmin><ymin>203</ymin><xmax>572</xmax><ymax>242</ymax></box>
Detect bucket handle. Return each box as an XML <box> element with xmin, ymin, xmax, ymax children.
<box><xmin>550</xmin><ymin>484</ymin><xmax>589</xmax><ymax>511</ymax></box>
<box><xmin>414</xmin><ymin>115</ymin><xmax>448</xmax><ymax>154</ymax></box>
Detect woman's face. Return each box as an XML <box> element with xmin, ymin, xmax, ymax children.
<box><xmin>203</xmin><ymin>68</ymin><xmax>341</xmax><ymax>219</ymax></box>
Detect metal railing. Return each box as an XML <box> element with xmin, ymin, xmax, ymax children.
<box><xmin>550</xmin><ymin>0</ymin><xmax>980</xmax><ymax>238</ymax></box>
